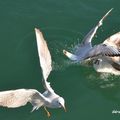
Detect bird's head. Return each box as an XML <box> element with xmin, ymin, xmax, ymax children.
<box><xmin>63</xmin><ymin>49</ymin><xmax>78</xmax><ymax>61</ymax></box>
<box><xmin>53</xmin><ymin>97</ymin><xmax>66</xmax><ymax>112</ymax></box>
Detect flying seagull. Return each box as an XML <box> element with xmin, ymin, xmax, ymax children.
<box><xmin>63</xmin><ymin>8</ymin><xmax>120</xmax><ymax>63</ymax></box>
<box><xmin>93</xmin><ymin>32</ymin><xmax>120</xmax><ymax>75</ymax></box>
<box><xmin>0</xmin><ymin>28</ymin><xmax>66</xmax><ymax>117</ymax></box>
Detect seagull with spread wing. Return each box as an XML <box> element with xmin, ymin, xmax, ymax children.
<box><xmin>0</xmin><ymin>28</ymin><xmax>66</xmax><ymax>117</ymax></box>
<box><xmin>63</xmin><ymin>9</ymin><xmax>120</xmax><ymax>63</ymax></box>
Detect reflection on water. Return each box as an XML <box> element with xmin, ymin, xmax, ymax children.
<box><xmin>87</xmin><ymin>71</ymin><xmax>120</xmax><ymax>88</ymax></box>
<box><xmin>82</xmin><ymin>70</ymin><xmax>120</xmax><ymax>104</ymax></box>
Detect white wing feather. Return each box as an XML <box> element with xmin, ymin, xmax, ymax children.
<box><xmin>35</xmin><ymin>28</ymin><xmax>55</xmax><ymax>93</ymax></box>
<box><xmin>35</xmin><ymin>28</ymin><xmax>52</xmax><ymax>81</ymax></box>
<box><xmin>0</xmin><ymin>89</ymin><xmax>45</xmax><ymax>110</ymax></box>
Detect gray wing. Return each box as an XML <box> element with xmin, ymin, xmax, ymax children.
<box><xmin>0</xmin><ymin>89</ymin><xmax>46</xmax><ymax>111</ymax></box>
<box><xmin>63</xmin><ymin>9</ymin><xmax>113</xmax><ymax>60</ymax></box>
<box><xmin>84</xmin><ymin>44</ymin><xmax>120</xmax><ymax>60</ymax></box>
<box><xmin>81</xmin><ymin>8</ymin><xmax>113</xmax><ymax>45</ymax></box>
<box><xmin>35</xmin><ymin>28</ymin><xmax>54</xmax><ymax>93</ymax></box>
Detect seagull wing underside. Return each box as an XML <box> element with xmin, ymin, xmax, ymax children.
<box><xmin>0</xmin><ymin>89</ymin><xmax>46</xmax><ymax>111</ymax></box>
<box><xmin>35</xmin><ymin>28</ymin><xmax>54</xmax><ymax>93</ymax></box>
<box><xmin>35</xmin><ymin>28</ymin><xmax>52</xmax><ymax>81</ymax></box>
<box><xmin>84</xmin><ymin>44</ymin><xmax>120</xmax><ymax>60</ymax></box>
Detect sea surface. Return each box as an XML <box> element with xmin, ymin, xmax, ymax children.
<box><xmin>0</xmin><ymin>0</ymin><xmax>120</xmax><ymax>120</ymax></box>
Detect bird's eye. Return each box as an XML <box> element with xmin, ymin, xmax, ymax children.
<box><xmin>57</xmin><ymin>102</ymin><xmax>61</xmax><ymax>105</ymax></box>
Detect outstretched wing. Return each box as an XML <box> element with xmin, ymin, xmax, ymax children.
<box><xmin>35</xmin><ymin>28</ymin><xmax>52</xmax><ymax>81</ymax></box>
<box><xmin>35</xmin><ymin>28</ymin><xmax>54</xmax><ymax>93</ymax></box>
<box><xmin>84</xmin><ymin>44</ymin><xmax>120</xmax><ymax>60</ymax></box>
<box><xmin>0</xmin><ymin>89</ymin><xmax>46</xmax><ymax>111</ymax></box>
<box><xmin>81</xmin><ymin>8</ymin><xmax>113</xmax><ymax>45</ymax></box>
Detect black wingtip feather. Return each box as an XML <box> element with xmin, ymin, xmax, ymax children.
<box><xmin>107</xmin><ymin>54</ymin><xmax>120</xmax><ymax>57</ymax></box>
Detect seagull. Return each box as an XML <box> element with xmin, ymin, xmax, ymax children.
<box><xmin>93</xmin><ymin>32</ymin><xmax>120</xmax><ymax>75</ymax></box>
<box><xmin>63</xmin><ymin>8</ymin><xmax>120</xmax><ymax>64</ymax></box>
<box><xmin>0</xmin><ymin>28</ymin><xmax>66</xmax><ymax>117</ymax></box>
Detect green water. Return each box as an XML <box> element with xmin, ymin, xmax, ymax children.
<box><xmin>0</xmin><ymin>0</ymin><xmax>120</xmax><ymax>120</ymax></box>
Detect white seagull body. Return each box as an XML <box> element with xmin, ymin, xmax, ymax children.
<box><xmin>93</xmin><ymin>32</ymin><xmax>120</xmax><ymax>75</ymax></box>
<box><xmin>0</xmin><ymin>28</ymin><xmax>66</xmax><ymax>117</ymax></box>
<box><xmin>63</xmin><ymin>9</ymin><xmax>120</xmax><ymax>63</ymax></box>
